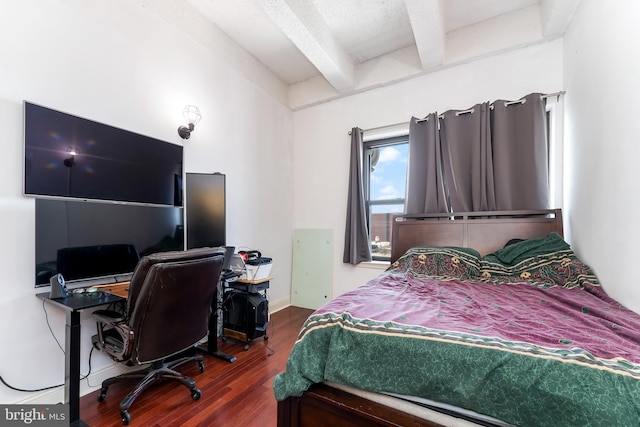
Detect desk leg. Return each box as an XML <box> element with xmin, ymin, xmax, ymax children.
<box><xmin>66</xmin><ymin>310</ymin><xmax>88</xmax><ymax>427</ymax></box>
<box><xmin>196</xmin><ymin>282</ymin><xmax>236</xmax><ymax>363</ymax></box>
<box><xmin>196</xmin><ymin>300</ymin><xmax>236</xmax><ymax>363</ymax></box>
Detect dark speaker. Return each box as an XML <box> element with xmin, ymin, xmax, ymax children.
<box><xmin>223</xmin><ymin>291</ymin><xmax>268</xmax><ymax>341</ymax></box>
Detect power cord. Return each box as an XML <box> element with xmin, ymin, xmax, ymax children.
<box><xmin>265</xmin><ymin>292</ymin><xmax>275</xmax><ymax>356</ymax></box>
<box><xmin>0</xmin><ymin>300</ymin><xmax>97</xmax><ymax>393</ymax></box>
<box><xmin>0</xmin><ymin>375</ymin><xmax>62</xmax><ymax>393</ymax></box>
<box><xmin>0</xmin><ymin>346</ymin><xmax>95</xmax><ymax>392</ymax></box>
<box><xmin>42</xmin><ymin>298</ymin><xmax>64</xmax><ymax>353</ymax></box>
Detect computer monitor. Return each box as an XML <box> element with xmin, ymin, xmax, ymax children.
<box><xmin>222</xmin><ymin>246</ymin><xmax>235</xmax><ymax>272</ymax></box>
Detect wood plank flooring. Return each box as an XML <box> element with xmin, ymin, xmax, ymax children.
<box><xmin>79</xmin><ymin>306</ymin><xmax>313</xmax><ymax>427</ymax></box>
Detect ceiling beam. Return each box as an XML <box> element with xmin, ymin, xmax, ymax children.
<box><xmin>540</xmin><ymin>0</ymin><xmax>581</xmax><ymax>38</ymax></box>
<box><xmin>257</xmin><ymin>0</ymin><xmax>354</xmax><ymax>93</ymax></box>
<box><xmin>404</xmin><ymin>0</ymin><xmax>445</xmax><ymax>69</ymax></box>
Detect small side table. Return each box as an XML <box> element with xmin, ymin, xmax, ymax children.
<box><xmin>222</xmin><ymin>277</ymin><xmax>270</xmax><ymax>350</ymax></box>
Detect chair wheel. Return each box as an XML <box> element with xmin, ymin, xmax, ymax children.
<box><xmin>121</xmin><ymin>410</ymin><xmax>131</xmax><ymax>425</ymax></box>
<box><xmin>198</xmin><ymin>360</ymin><xmax>204</xmax><ymax>373</ymax></box>
<box><xmin>221</xmin><ymin>336</ymin><xmax>227</xmax><ymax>342</ymax></box>
<box><xmin>243</xmin><ymin>344</ymin><xmax>250</xmax><ymax>351</ymax></box>
<box><xmin>191</xmin><ymin>388</ymin><xmax>202</xmax><ymax>400</ymax></box>
<box><xmin>264</xmin><ymin>335</ymin><xmax>269</xmax><ymax>340</ymax></box>
<box><xmin>97</xmin><ymin>387</ymin><xmax>107</xmax><ymax>402</ymax></box>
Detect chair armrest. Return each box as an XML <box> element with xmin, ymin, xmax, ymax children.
<box><xmin>93</xmin><ymin>309</ymin><xmax>133</xmax><ymax>362</ymax></box>
<box><xmin>93</xmin><ymin>309</ymin><xmax>126</xmax><ymax>325</ymax></box>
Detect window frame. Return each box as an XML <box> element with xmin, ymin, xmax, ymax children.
<box><xmin>545</xmin><ymin>95</ymin><xmax>564</xmax><ymax>210</ymax></box>
<box><xmin>362</xmin><ymin>134</ymin><xmax>409</xmax><ymax>262</ymax></box>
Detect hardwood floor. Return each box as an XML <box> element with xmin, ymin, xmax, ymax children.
<box><xmin>80</xmin><ymin>306</ymin><xmax>313</xmax><ymax>427</ymax></box>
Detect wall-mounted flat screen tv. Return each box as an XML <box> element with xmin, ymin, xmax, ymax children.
<box><xmin>24</xmin><ymin>101</ymin><xmax>183</xmax><ymax>206</ymax></box>
<box><xmin>35</xmin><ymin>198</ymin><xmax>184</xmax><ymax>287</ymax></box>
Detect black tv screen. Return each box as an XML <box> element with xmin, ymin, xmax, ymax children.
<box><xmin>35</xmin><ymin>198</ymin><xmax>184</xmax><ymax>287</ymax></box>
<box><xmin>186</xmin><ymin>173</ymin><xmax>226</xmax><ymax>249</ymax></box>
<box><xmin>24</xmin><ymin>102</ymin><xmax>183</xmax><ymax>206</ymax></box>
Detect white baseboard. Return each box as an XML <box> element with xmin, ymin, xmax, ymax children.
<box><xmin>268</xmin><ymin>295</ymin><xmax>290</xmax><ymax>314</ymax></box>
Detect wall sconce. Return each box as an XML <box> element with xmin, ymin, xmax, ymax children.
<box><xmin>178</xmin><ymin>105</ymin><xmax>202</xmax><ymax>140</ymax></box>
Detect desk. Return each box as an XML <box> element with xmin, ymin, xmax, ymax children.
<box><xmin>36</xmin><ymin>290</ymin><xmax>126</xmax><ymax>427</ymax></box>
<box><xmin>92</xmin><ymin>282</ymin><xmax>130</xmax><ymax>299</ymax></box>
<box><xmin>36</xmin><ymin>278</ymin><xmax>231</xmax><ymax>425</ymax></box>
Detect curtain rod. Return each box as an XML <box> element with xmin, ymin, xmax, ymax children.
<box><xmin>348</xmin><ymin>91</ymin><xmax>566</xmax><ymax>134</ymax></box>
<box><xmin>414</xmin><ymin>91</ymin><xmax>566</xmax><ymax>123</ymax></box>
<box><xmin>348</xmin><ymin>121</ymin><xmax>409</xmax><ymax>136</ymax></box>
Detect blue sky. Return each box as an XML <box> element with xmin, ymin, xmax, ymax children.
<box><xmin>370</xmin><ymin>143</ymin><xmax>408</xmax><ymax>213</ymax></box>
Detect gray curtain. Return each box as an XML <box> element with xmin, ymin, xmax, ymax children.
<box><xmin>405</xmin><ymin>113</ymin><xmax>447</xmax><ymax>214</ymax></box>
<box><xmin>343</xmin><ymin>127</ymin><xmax>372</xmax><ymax>264</ymax></box>
<box><xmin>440</xmin><ymin>102</ymin><xmax>496</xmax><ymax>212</ymax></box>
<box><xmin>492</xmin><ymin>93</ymin><xmax>549</xmax><ymax>210</ymax></box>
<box><xmin>407</xmin><ymin>92</ymin><xmax>549</xmax><ymax>214</ymax></box>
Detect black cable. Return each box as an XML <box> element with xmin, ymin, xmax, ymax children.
<box><xmin>82</xmin><ymin>346</ymin><xmax>97</xmax><ymax>387</ymax></box>
<box><xmin>42</xmin><ymin>298</ymin><xmax>64</xmax><ymax>353</ymax></box>
<box><xmin>0</xmin><ymin>375</ymin><xmax>62</xmax><ymax>393</ymax></box>
<box><xmin>1</xmin><ymin>343</ymin><xmax>97</xmax><ymax>393</ymax></box>
<box><xmin>0</xmin><ymin>301</ymin><xmax>68</xmax><ymax>391</ymax></box>
<box><xmin>81</xmin><ymin>346</ymin><xmax>94</xmax><ymax>381</ymax></box>
<box><xmin>265</xmin><ymin>292</ymin><xmax>275</xmax><ymax>356</ymax></box>
<box><xmin>1</xmin><ymin>302</ymin><xmax>99</xmax><ymax>393</ymax></box>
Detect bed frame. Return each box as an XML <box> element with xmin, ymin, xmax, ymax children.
<box><xmin>277</xmin><ymin>382</ymin><xmax>441</xmax><ymax>427</ymax></box>
<box><xmin>391</xmin><ymin>209</ymin><xmax>563</xmax><ymax>262</ymax></box>
<box><xmin>278</xmin><ymin>209</ymin><xmax>564</xmax><ymax>427</ymax></box>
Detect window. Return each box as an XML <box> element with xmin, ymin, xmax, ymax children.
<box><xmin>363</xmin><ymin>136</ymin><xmax>409</xmax><ymax>261</ymax></box>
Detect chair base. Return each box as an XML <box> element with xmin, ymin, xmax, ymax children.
<box><xmin>98</xmin><ymin>354</ymin><xmax>204</xmax><ymax>425</ymax></box>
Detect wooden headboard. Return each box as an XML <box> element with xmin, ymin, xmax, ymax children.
<box><xmin>390</xmin><ymin>209</ymin><xmax>563</xmax><ymax>263</ymax></box>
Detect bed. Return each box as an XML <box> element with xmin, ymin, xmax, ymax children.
<box><xmin>274</xmin><ymin>209</ymin><xmax>640</xmax><ymax>426</ymax></box>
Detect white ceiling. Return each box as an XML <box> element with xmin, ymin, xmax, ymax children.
<box><xmin>182</xmin><ymin>0</ymin><xmax>579</xmax><ymax>108</ymax></box>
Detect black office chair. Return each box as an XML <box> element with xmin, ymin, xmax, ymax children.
<box><xmin>92</xmin><ymin>247</ymin><xmax>224</xmax><ymax>425</ymax></box>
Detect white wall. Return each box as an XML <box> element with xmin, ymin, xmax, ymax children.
<box><xmin>0</xmin><ymin>0</ymin><xmax>293</xmax><ymax>404</ymax></box>
<box><xmin>292</xmin><ymin>40</ymin><xmax>565</xmax><ymax>298</ymax></box>
<box><xmin>563</xmin><ymin>0</ymin><xmax>640</xmax><ymax>312</ymax></box>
